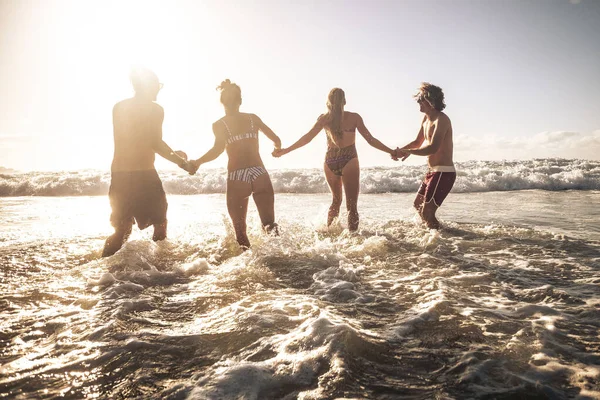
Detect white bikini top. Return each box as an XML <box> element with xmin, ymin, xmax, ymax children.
<box><xmin>222</xmin><ymin>115</ymin><xmax>258</xmax><ymax>147</ymax></box>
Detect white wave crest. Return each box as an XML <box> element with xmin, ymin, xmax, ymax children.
<box><xmin>0</xmin><ymin>158</ymin><xmax>598</xmax><ymax>196</ymax></box>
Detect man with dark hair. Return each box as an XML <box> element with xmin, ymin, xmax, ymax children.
<box><xmin>102</xmin><ymin>68</ymin><xmax>193</xmax><ymax>257</ymax></box>
<box><xmin>395</xmin><ymin>83</ymin><xmax>455</xmax><ymax>229</ymax></box>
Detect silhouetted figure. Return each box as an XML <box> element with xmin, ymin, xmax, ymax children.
<box><xmin>189</xmin><ymin>79</ymin><xmax>281</xmax><ymax>249</ymax></box>
<box><xmin>395</xmin><ymin>83</ymin><xmax>455</xmax><ymax>229</ymax></box>
<box><xmin>102</xmin><ymin>68</ymin><xmax>193</xmax><ymax>257</ymax></box>
<box><xmin>274</xmin><ymin>88</ymin><xmax>396</xmax><ymax>231</ymax></box>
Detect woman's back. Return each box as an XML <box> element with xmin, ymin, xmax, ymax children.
<box><xmin>323</xmin><ymin>111</ymin><xmax>359</xmax><ymax>149</ymax></box>
<box><xmin>216</xmin><ymin>112</ymin><xmax>263</xmax><ymax>170</ymax></box>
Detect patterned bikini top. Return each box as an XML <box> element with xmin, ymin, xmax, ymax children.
<box><xmin>222</xmin><ymin>115</ymin><xmax>258</xmax><ymax>147</ymax></box>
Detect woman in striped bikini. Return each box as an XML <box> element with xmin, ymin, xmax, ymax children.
<box><xmin>273</xmin><ymin>88</ymin><xmax>396</xmax><ymax>231</ymax></box>
<box><xmin>190</xmin><ymin>79</ymin><xmax>281</xmax><ymax>248</ymax></box>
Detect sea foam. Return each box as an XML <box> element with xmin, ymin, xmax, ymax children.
<box><xmin>1</xmin><ymin>158</ymin><xmax>598</xmax><ymax>196</ymax></box>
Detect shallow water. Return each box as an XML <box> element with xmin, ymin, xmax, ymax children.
<box><xmin>1</xmin><ymin>191</ymin><xmax>599</xmax><ymax>399</ymax></box>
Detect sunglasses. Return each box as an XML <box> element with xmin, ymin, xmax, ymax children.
<box><xmin>416</xmin><ymin>94</ymin><xmax>430</xmax><ymax>104</ymax></box>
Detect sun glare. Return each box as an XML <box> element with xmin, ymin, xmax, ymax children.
<box><xmin>34</xmin><ymin>0</ymin><xmax>223</xmax><ymax>170</ymax></box>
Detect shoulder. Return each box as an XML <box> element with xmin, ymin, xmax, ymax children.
<box><xmin>212</xmin><ymin>118</ymin><xmax>228</xmax><ymax>133</ymax></box>
<box><xmin>112</xmin><ymin>99</ymin><xmax>127</xmax><ymax>113</ymax></box>
<box><xmin>345</xmin><ymin>111</ymin><xmax>361</xmax><ymax>120</ymax></box>
<box><xmin>247</xmin><ymin>113</ymin><xmax>261</xmax><ymax>123</ymax></box>
<box><xmin>145</xmin><ymin>102</ymin><xmax>163</xmax><ymax>122</ymax></box>
<box><xmin>437</xmin><ymin>112</ymin><xmax>451</xmax><ymax>125</ymax></box>
<box><xmin>317</xmin><ymin>113</ymin><xmax>330</xmax><ymax>123</ymax></box>
<box><xmin>348</xmin><ymin>111</ymin><xmax>363</xmax><ymax>124</ymax></box>
<box><xmin>149</xmin><ymin>102</ymin><xmax>164</xmax><ymax>114</ymax></box>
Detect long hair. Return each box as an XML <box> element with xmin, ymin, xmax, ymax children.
<box><xmin>217</xmin><ymin>79</ymin><xmax>242</xmax><ymax>109</ymax></box>
<box><xmin>325</xmin><ymin>88</ymin><xmax>346</xmax><ymax>145</ymax></box>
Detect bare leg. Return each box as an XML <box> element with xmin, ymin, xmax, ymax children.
<box><xmin>422</xmin><ymin>201</ymin><xmax>440</xmax><ymax>229</ymax></box>
<box><xmin>341</xmin><ymin>158</ymin><xmax>360</xmax><ymax>231</ymax></box>
<box><xmin>414</xmin><ymin>193</ymin><xmax>425</xmax><ymax>221</ymax></box>
<box><xmin>227</xmin><ymin>180</ymin><xmax>252</xmax><ymax>248</ymax></box>
<box><xmin>323</xmin><ymin>163</ymin><xmax>343</xmax><ymax>227</ymax></box>
<box><xmin>251</xmin><ymin>173</ymin><xmax>278</xmax><ymax>235</ymax></box>
<box><xmin>152</xmin><ymin>220</ymin><xmax>167</xmax><ymax>241</ymax></box>
<box><xmin>102</xmin><ymin>222</ymin><xmax>133</xmax><ymax>257</ymax></box>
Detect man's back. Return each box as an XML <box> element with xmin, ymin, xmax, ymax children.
<box><xmin>111</xmin><ymin>98</ymin><xmax>163</xmax><ymax>172</ymax></box>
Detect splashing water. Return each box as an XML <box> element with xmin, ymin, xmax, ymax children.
<box><xmin>1</xmin><ymin>191</ymin><xmax>599</xmax><ymax>399</ymax></box>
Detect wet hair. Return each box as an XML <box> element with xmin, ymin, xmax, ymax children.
<box><xmin>325</xmin><ymin>88</ymin><xmax>346</xmax><ymax>144</ymax></box>
<box><xmin>414</xmin><ymin>82</ymin><xmax>446</xmax><ymax>111</ymax></box>
<box><xmin>217</xmin><ymin>79</ymin><xmax>242</xmax><ymax>109</ymax></box>
<box><xmin>129</xmin><ymin>67</ymin><xmax>159</xmax><ymax>94</ymax></box>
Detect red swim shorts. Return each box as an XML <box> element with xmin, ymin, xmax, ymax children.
<box><xmin>417</xmin><ymin>171</ymin><xmax>456</xmax><ymax>207</ymax></box>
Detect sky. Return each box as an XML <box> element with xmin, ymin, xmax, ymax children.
<box><xmin>0</xmin><ymin>0</ymin><xmax>599</xmax><ymax>172</ymax></box>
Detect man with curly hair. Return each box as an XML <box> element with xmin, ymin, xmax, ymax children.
<box><xmin>395</xmin><ymin>83</ymin><xmax>455</xmax><ymax>229</ymax></box>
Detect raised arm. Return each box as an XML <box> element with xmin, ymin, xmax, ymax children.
<box><xmin>191</xmin><ymin>122</ymin><xmax>227</xmax><ymax>168</ymax></box>
<box><xmin>254</xmin><ymin>114</ymin><xmax>281</xmax><ymax>149</ymax></box>
<box><xmin>149</xmin><ymin>105</ymin><xmax>189</xmax><ymax>169</ymax></box>
<box><xmin>356</xmin><ymin>114</ymin><xmax>396</xmax><ymax>155</ymax></box>
<box><xmin>403</xmin><ymin>115</ymin><xmax>449</xmax><ymax>156</ymax></box>
<box><xmin>274</xmin><ymin>115</ymin><xmax>326</xmax><ymax>157</ymax></box>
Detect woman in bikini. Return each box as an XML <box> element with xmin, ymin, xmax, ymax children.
<box><xmin>273</xmin><ymin>88</ymin><xmax>396</xmax><ymax>231</ymax></box>
<box><xmin>190</xmin><ymin>79</ymin><xmax>281</xmax><ymax>248</ymax></box>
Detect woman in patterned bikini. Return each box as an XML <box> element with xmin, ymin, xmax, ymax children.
<box><xmin>190</xmin><ymin>79</ymin><xmax>281</xmax><ymax>248</ymax></box>
<box><xmin>273</xmin><ymin>88</ymin><xmax>396</xmax><ymax>231</ymax></box>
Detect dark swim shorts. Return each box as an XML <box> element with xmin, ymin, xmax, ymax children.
<box><xmin>108</xmin><ymin>169</ymin><xmax>167</xmax><ymax>229</ymax></box>
<box><xmin>417</xmin><ymin>170</ymin><xmax>456</xmax><ymax>207</ymax></box>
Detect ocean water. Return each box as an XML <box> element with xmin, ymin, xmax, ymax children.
<box><xmin>1</xmin><ymin>160</ymin><xmax>600</xmax><ymax>399</ymax></box>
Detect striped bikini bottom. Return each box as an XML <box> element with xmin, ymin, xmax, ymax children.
<box><xmin>228</xmin><ymin>166</ymin><xmax>268</xmax><ymax>184</ymax></box>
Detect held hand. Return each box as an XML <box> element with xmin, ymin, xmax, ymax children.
<box><xmin>398</xmin><ymin>148</ymin><xmax>410</xmax><ymax>161</ymax></box>
<box><xmin>178</xmin><ymin>159</ymin><xmax>195</xmax><ymax>175</ymax></box>
<box><xmin>272</xmin><ymin>148</ymin><xmax>287</xmax><ymax>158</ymax></box>
<box><xmin>187</xmin><ymin>159</ymin><xmax>201</xmax><ymax>175</ymax></box>
<box><xmin>174</xmin><ymin>150</ymin><xmax>196</xmax><ymax>175</ymax></box>
<box><xmin>390</xmin><ymin>148</ymin><xmax>400</xmax><ymax>161</ymax></box>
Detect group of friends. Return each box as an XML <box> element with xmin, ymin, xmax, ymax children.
<box><xmin>102</xmin><ymin>68</ymin><xmax>455</xmax><ymax>257</ymax></box>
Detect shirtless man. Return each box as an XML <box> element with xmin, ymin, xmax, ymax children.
<box><xmin>102</xmin><ymin>68</ymin><xmax>193</xmax><ymax>257</ymax></box>
<box><xmin>395</xmin><ymin>83</ymin><xmax>455</xmax><ymax>229</ymax></box>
